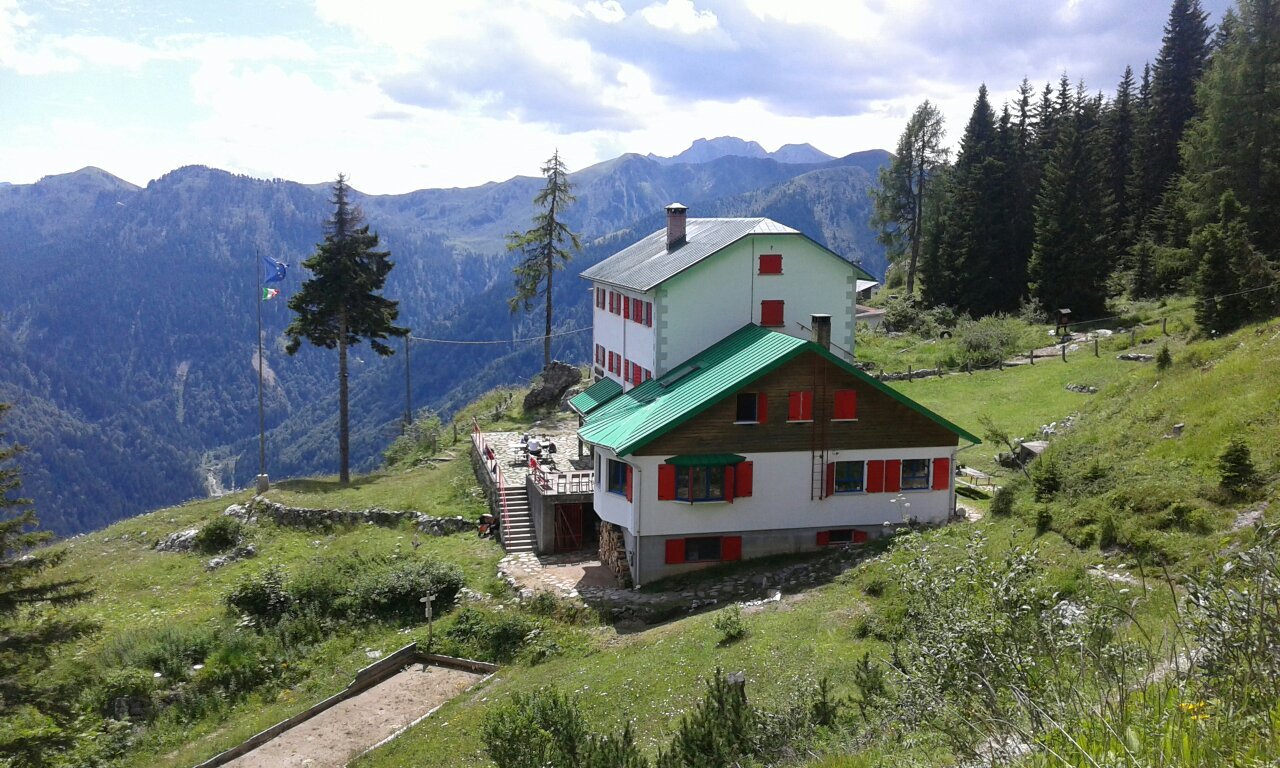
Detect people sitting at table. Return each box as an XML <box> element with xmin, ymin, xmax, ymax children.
<box><xmin>526</xmin><ymin>436</ymin><xmax>542</xmax><ymax>458</ymax></box>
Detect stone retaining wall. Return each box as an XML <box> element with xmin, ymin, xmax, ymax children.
<box><xmin>225</xmin><ymin>497</ymin><xmax>473</xmax><ymax>535</ymax></box>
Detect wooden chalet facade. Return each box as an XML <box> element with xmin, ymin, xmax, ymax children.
<box><xmin>575</xmin><ymin>323</ymin><xmax>978</xmax><ymax>586</ymax></box>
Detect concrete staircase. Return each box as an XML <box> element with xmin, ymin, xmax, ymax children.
<box><xmin>498</xmin><ymin>486</ymin><xmax>536</xmax><ymax>553</ymax></box>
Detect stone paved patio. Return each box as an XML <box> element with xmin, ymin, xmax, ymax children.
<box><xmin>480</xmin><ymin>412</ymin><xmax>592</xmax><ymax>487</ymax></box>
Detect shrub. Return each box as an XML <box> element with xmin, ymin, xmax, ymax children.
<box><xmin>711</xmin><ymin>605</ymin><xmax>746</xmax><ymax>645</ymax></box>
<box><xmin>954</xmin><ymin>314</ymin><xmax>1024</xmax><ymax>367</ymax></box>
<box><xmin>1036</xmin><ymin>507</ymin><xmax>1054</xmax><ymax>535</ymax></box>
<box><xmin>990</xmin><ymin>485</ymin><xmax>1015</xmax><ymax>517</ymax></box>
<box><xmin>193</xmin><ymin>633</ymin><xmax>273</xmax><ymax>697</ymax></box>
<box><xmin>226</xmin><ymin>566</ymin><xmax>293</xmax><ymax>626</ymax></box>
<box><xmin>1156</xmin><ymin>342</ymin><xmax>1173</xmax><ymax>371</ymax></box>
<box><xmin>85</xmin><ymin>668</ymin><xmax>155</xmax><ymax>719</ymax></box>
<box><xmin>444</xmin><ymin>605</ymin><xmax>536</xmax><ymax>663</ymax></box>
<box><xmin>97</xmin><ymin>624</ymin><xmax>222</xmax><ymax>679</ymax></box>
<box><xmin>657</xmin><ymin>669</ymin><xmax>756</xmax><ymax>768</ymax></box>
<box><xmin>193</xmin><ymin>517</ymin><xmax>241</xmax><ymax>554</ymax></box>
<box><xmin>483</xmin><ymin>688</ymin><xmax>586</xmax><ymax>768</ymax></box>
<box><xmin>348</xmin><ymin>558</ymin><xmax>465</xmax><ymax>622</ymax></box>
<box><xmin>1032</xmin><ymin>458</ymin><xmax>1062</xmax><ymax>502</ymax></box>
<box><xmin>1218</xmin><ymin>437</ymin><xmax>1259</xmax><ymax>497</ymax></box>
<box><xmin>1098</xmin><ymin>512</ymin><xmax>1119</xmax><ymax>549</ymax></box>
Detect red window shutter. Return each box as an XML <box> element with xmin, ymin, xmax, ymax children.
<box><xmin>634</xmin><ymin>298</ymin><xmax>643</xmax><ymax>321</ymax></box>
<box><xmin>801</xmin><ymin>392</ymin><xmax>812</xmax><ymax>420</ymax></box>
<box><xmin>722</xmin><ymin>536</ymin><xmax>742</xmax><ymax>562</ymax></box>
<box><xmin>608</xmin><ymin>291</ymin><xmax>614</xmax><ymax>312</ymax></box>
<box><xmin>825</xmin><ymin>462</ymin><xmax>835</xmax><ymax>497</ymax></box>
<box><xmin>885</xmin><ymin>459</ymin><xmax>902</xmax><ymax>492</ymax></box>
<box><xmin>724</xmin><ymin>465</ymin><xmax>735</xmax><ymax>503</ymax></box>
<box><xmin>816</xmin><ymin>530</ymin><xmax>830</xmax><ymax>546</ymax></box>
<box><xmin>759</xmin><ymin>254</ymin><xmax>782</xmax><ymax>274</ymax></box>
<box><xmin>761</xmin><ymin>299</ymin><xmax>784</xmax><ymax>327</ymax></box>
<box><xmin>658</xmin><ymin>464</ymin><xmax>676</xmax><ymax>500</ymax></box>
<box><xmin>665</xmin><ymin>539</ymin><xmax>685</xmax><ymax>564</ymax></box>
<box><xmin>788</xmin><ymin>391</ymin><xmax>803</xmax><ymax>421</ymax></box>
<box><xmin>625</xmin><ymin>465</ymin><xmax>633</xmax><ymax>502</ymax></box>
<box><xmin>633</xmin><ymin>362</ymin><xmax>642</xmax><ymax>383</ymax></box>
<box><xmin>933</xmin><ymin>458</ymin><xmax>950</xmax><ymax>490</ymax></box>
<box><xmin>867</xmin><ymin>460</ymin><xmax>885</xmax><ymax>493</ymax></box>
<box><xmin>644</xmin><ymin>368</ymin><xmax>652</xmax><ymax>382</ymax></box>
<box><xmin>735</xmin><ymin>461</ymin><xmax>753</xmax><ymax>497</ymax></box>
<box><xmin>853</xmin><ymin>529</ymin><xmax>869</xmax><ymax>543</ymax></box>
<box><xmin>623</xmin><ymin>297</ymin><xmax>631</xmax><ymax>320</ymax></box>
<box><xmin>833</xmin><ymin>390</ymin><xmax>857</xmax><ymax>420</ymax></box>
<box><xmin>645</xmin><ymin>302</ymin><xmax>652</xmax><ymax>327</ymax></box>
<box><xmin>756</xmin><ymin>394</ymin><xmax>767</xmax><ymax>423</ymax></box>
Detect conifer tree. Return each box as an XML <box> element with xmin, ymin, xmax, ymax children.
<box><xmin>930</xmin><ymin>85</ymin><xmax>1009</xmax><ymax>315</ymax></box>
<box><xmin>1029</xmin><ymin>84</ymin><xmax>1114</xmax><ymax>317</ymax></box>
<box><xmin>285</xmin><ymin>175</ymin><xmax>407</xmax><ymax>485</ymax></box>
<box><xmin>0</xmin><ymin>403</ymin><xmax>95</xmax><ymax>765</ymax></box>
<box><xmin>507</xmin><ymin>150</ymin><xmax>581</xmax><ymax>369</ymax></box>
<box><xmin>1106</xmin><ymin>66</ymin><xmax>1139</xmax><ymax>256</ymax></box>
<box><xmin>1193</xmin><ymin>191</ymin><xmax>1263</xmax><ymax>335</ymax></box>
<box><xmin>1179</xmin><ymin>0</ymin><xmax>1280</xmax><ymax>257</ymax></box>
<box><xmin>872</xmin><ymin>101</ymin><xmax>948</xmax><ymax>296</ymax></box>
<box><xmin>1134</xmin><ymin>0</ymin><xmax>1212</xmax><ymax>232</ymax></box>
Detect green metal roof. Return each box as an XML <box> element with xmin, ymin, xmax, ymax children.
<box><xmin>568</xmin><ymin>377</ymin><xmax>623</xmax><ymax>415</ymax></box>
<box><xmin>578</xmin><ymin>324</ymin><xmax>980</xmax><ymax>455</ymax></box>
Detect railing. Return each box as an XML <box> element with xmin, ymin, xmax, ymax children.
<box><xmin>529</xmin><ymin>458</ymin><xmax>594</xmax><ymax>495</ymax></box>
<box><xmin>472</xmin><ymin>418</ymin><xmax>511</xmax><ymax>544</ymax></box>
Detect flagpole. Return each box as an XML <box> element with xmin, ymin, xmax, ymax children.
<box><xmin>256</xmin><ymin>250</ymin><xmax>269</xmax><ymax>494</ymax></box>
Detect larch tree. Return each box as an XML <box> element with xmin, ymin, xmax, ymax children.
<box><xmin>285</xmin><ymin>175</ymin><xmax>407</xmax><ymax>485</ymax></box>
<box><xmin>0</xmin><ymin>403</ymin><xmax>95</xmax><ymax>766</ymax></box>
<box><xmin>871</xmin><ymin>100</ymin><xmax>948</xmax><ymax>296</ymax></box>
<box><xmin>507</xmin><ymin>150</ymin><xmax>581</xmax><ymax>369</ymax></box>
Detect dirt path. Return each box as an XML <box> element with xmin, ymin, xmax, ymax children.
<box><xmin>224</xmin><ymin>665</ymin><xmax>483</xmax><ymax>768</ymax></box>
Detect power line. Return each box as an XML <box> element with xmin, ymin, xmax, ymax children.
<box><xmin>407</xmin><ymin>327</ymin><xmax>591</xmax><ymax>345</ymax></box>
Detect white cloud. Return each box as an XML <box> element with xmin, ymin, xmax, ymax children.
<box><xmin>639</xmin><ymin>0</ymin><xmax>719</xmax><ymax>34</ymax></box>
<box><xmin>585</xmin><ymin>0</ymin><xmax>625</xmax><ymax>23</ymax></box>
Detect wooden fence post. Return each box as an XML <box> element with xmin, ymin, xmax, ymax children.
<box><xmin>1029</xmin><ymin>349</ymin><xmax>1035</xmax><ymax>365</ymax></box>
<box><xmin>1061</xmin><ymin>345</ymin><xmax>1067</xmax><ymax>362</ymax></box>
<box><xmin>1094</xmin><ymin>338</ymin><xmax>1099</xmax><ymax>357</ymax></box>
<box><xmin>1130</xmin><ymin>328</ymin><xmax>1136</xmax><ymax>346</ymax></box>
<box><xmin>1162</xmin><ymin>318</ymin><xmax>1168</xmax><ymax>335</ymax></box>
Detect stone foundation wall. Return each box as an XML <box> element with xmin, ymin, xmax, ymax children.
<box><xmin>598</xmin><ymin>522</ymin><xmax>633</xmax><ymax>588</ymax></box>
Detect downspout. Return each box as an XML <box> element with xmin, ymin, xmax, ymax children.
<box><xmin>632</xmin><ymin>461</ymin><xmax>642</xmax><ymax>589</ymax></box>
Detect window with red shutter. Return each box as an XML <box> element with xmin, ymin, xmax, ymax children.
<box><xmin>932</xmin><ymin>458</ymin><xmax>951</xmax><ymax>490</ymax></box>
<box><xmin>645</xmin><ymin>302</ymin><xmax>652</xmax><ymax>327</ymax></box>
<box><xmin>853</xmin><ymin>529</ymin><xmax>869</xmax><ymax>543</ymax></box>
<box><xmin>597</xmin><ymin>288</ymin><xmax>605</xmax><ymax>308</ymax></box>
<box><xmin>625</xmin><ymin>466</ymin><xmax>633</xmax><ymax>502</ymax></box>
<box><xmin>595</xmin><ymin>345</ymin><xmax>604</xmax><ymax>366</ymax></box>
<box><xmin>721</xmin><ymin>536</ymin><xmax>742</xmax><ymax>562</ymax></box>
<box><xmin>757</xmin><ymin>393</ymin><xmax>767</xmax><ymax>423</ymax></box>
<box><xmin>665</xmin><ymin>539</ymin><xmax>684</xmax><ymax>564</ymax></box>
<box><xmin>723</xmin><ymin>465</ymin><xmax>734</xmax><ymax>503</ymax></box>
<box><xmin>623</xmin><ymin>297</ymin><xmax>631</xmax><ymax>320</ymax></box>
<box><xmin>833</xmin><ymin>390</ymin><xmax>857</xmax><ymax>420</ymax></box>
<box><xmin>761</xmin><ymin>299</ymin><xmax>784</xmax><ymax>327</ymax></box>
<box><xmin>758</xmin><ymin>253</ymin><xmax>782</xmax><ymax>274</ymax></box>
<box><xmin>735</xmin><ymin>461</ymin><xmax>753</xmax><ymax>497</ymax></box>
<box><xmin>657</xmin><ymin>464</ymin><xmax>676</xmax><ymax>500</ymax></box>
<box><xmin>884</xmin><ymin>459</ymin><xmax>902</xmax><ymax>493</ymax></box>
<box><xmin>623</xmin><ymin>359</ymin><xmax>632</xmax><ymax>382</ymax></box>
<box><xmin>644</xmin><ymin>368</ymin><xmax>652</xmax><ymax>381</ymax></box>
<box><xmin>867</xmin><ymin>460</ymin><xmax>885</xmax><ymax>492</ymax></box>
<box><xmin>787</xmin><ymin>391</ymin><xmax>813</xmax><ymax>421</ymax></box>
<box><xmin>816</xmin><ymin>530</ymin><xmax>830</xmax><ymax>546</ymax></box>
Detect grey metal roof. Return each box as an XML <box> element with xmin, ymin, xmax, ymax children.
<box><xmin>580</xmin><ymin>218</ymin><xmax>802</xmax><ymax>292</ymax></box>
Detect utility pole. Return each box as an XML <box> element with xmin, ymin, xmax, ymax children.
<box><xmin>403</xmin><ymin>335</ymin><xmax>412</xmax><ymax>432</ymax></box>
<box><xmin>255</xmin><ymin>251</ymin><xmax>269</xmax><ymax>494</ymax></box>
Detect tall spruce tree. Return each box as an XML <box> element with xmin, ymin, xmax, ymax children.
<box><xmin>0</xmin><ymin>403</ymin><xmax>95</xmax><ymax>765</ymax></box>
<box><xmin>507</xmin><ymin>150</ymin><xmax>582</xmax><ymax>369</ymax></box>
<box><xmin>1179</xmin><ymin>0</ymin><xmax>1280</xmax><ymax>257</ymax></box>
<box><xmin>1029</xmin><ymin>83</ymin><xmax>1114</xmax><ymax>317</ymax></box>
<box><xmin>872</xmin><ymin>101</ymin><xmax>948</xmax><ymax>296</ymax></box>
<box><xmin>928</xmin><ymin>85</ymin><xmax>1008</xmax><ymax>315</ymax></box>
<box><xmin>1134</xmin><ymin>0</ymin><xmax>1213</xmax><ymax>231</ymax></box>
<box><xmin>285</xmin><ymin>175</ymin><xmax>407</xmax><ymax>485</ymax></box>
<box><xmin>1194</xmin><ymin>192</ymin><xmax>1256</xmax><ymax>334</ymax></box>
<box><xmin>1106</xmin><ymin>66</ymin><xmax>1139</xmax><ymax>256</ymax></box>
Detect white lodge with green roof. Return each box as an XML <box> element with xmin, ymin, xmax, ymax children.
<box><xmin>569</xmin><ymin>208</ymin><xmax>979</xmax><ymax>586</ymax></box>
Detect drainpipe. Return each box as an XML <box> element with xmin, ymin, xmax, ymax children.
<box><xmin>632</xmin><ymin>461</ymin><xmax>642</xmax><ymax>589</ymax></box>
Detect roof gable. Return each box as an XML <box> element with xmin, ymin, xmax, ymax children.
<box><xmin>580</xmin><ymin>217</ymin><xmax>872</xmax><ymax>292</ymax></box>
<box><xmin>578</xmin><ymin>325</ymin><xmax>979</xmax><ymax>455</ymax></box>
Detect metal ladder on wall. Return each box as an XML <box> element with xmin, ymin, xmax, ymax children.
<box><xmin>809</xmin><ymin>354</ymin><xmax>828</xmax><ymax>500</ymax></box>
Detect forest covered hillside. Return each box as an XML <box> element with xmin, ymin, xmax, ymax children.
<box><xmin>0</xmin><ymin>145</ymin><xmax>888</xmax><ymax>535</ymax></box>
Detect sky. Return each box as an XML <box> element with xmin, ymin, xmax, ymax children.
<box><xmin>0</xmin><ymin>0</ymin><xmax>1234</xmax><ymax>194</ymax></box>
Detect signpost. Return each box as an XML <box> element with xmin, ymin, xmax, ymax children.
<box><xmin>420</xmin><ymin>592</ymin><xmax>438</xmax><ymax>651</ymax></box>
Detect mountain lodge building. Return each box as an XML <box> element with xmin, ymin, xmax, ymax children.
<box><xmin>473</xmin><ymin>205</ymin><xmax>978</xmax><ymax>587</ymax></box>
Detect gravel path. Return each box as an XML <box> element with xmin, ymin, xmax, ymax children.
<box><xmin>224</xmin><ymin>665</ymin><xmax>483</xmax><ymax>768</ymax></box>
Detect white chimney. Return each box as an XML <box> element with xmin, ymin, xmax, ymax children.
<box><xmin>665</xmin><ymin>203</ymin><xmax>687</xmax><ymax>250</ymax></box>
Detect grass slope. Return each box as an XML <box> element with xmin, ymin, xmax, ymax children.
<box><xmin>35</xmin><ymin>309</ymin><xmax>1279</xmax><ymax>768</ymax></box>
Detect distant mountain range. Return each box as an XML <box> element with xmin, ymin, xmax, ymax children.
<box><xmin>0</xmin><ymin>139</ymin><xmax>890</xmax><ymax>536</ymax></box>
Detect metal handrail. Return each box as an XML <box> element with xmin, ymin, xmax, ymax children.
<box><xmin>473</xmin><ymin>418</ymin><xmax>511</xmax><ymax>545</ymax></box>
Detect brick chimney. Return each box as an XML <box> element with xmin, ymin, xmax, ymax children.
<box><xmin>665</xmin><ymin>203</ymin><xmax>687</xmax><ymax>250</ymax></box>
<box><xmin>811</xmin><ymin>314</ymin><xmax>831</xmax><ymax>350</ymax></box>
